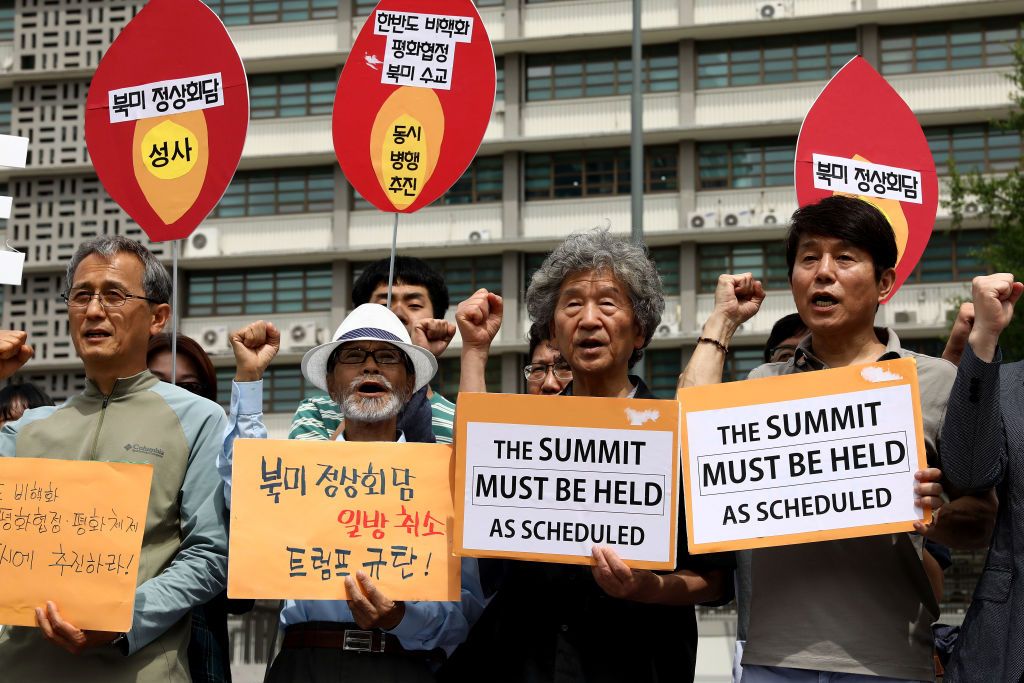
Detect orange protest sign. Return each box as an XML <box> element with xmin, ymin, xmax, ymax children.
<box><xmin>454</xmin><ymin>393</ymin><xmax>680</xmax><ymax>570</ymax></box>
<box><xmin>678</xmin><ymin>358</ymin><xmax>930</xmax><ymax>554</ymax></box>
<box><xmin>0</xmin><ymin>458</ymin><xmax>153</xmax><ymax>631</ymax></box>
<box><xmin>228</xmin><ymin>439</ymin><xmax>459</xmax><ymax>601</ymax></box>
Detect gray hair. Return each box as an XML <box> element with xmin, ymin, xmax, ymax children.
<box><xmin>526</xmin><ymin>229</ymin><xmax>664</xmax><ymax>369</ymax></box>
<box><xmin>63</xmin><ymin>235</ymin><xmax>171</xmax><ymax>304</ymax></box>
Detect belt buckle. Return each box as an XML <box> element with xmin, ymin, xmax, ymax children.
<box><xmin>343</xmin><ymin>629</ymin><xmax>381</xmax><ymax>653</ymax></box>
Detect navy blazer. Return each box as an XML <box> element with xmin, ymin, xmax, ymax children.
<box><xmin>940</xmin><ymin>344</ymin><xmax>1023</xmax><ymax>683</ymax></box>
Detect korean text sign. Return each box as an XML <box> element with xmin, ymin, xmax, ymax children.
<box><xmin>678</xmin><ymin>358</ymin><xmax>929</xmax><ymax>554</ymax></box>
<box><xmin>228</xmin><ymin>439</ymin><xmax>459</xmax><ymax>601</ymax></box>
<box><xmin>455</xmin><ymin>393</ymin><xmax>680</xmax><ymax>570</ymax></box>
<box><xmin>0</xmin><ymin>458</ymin><xmax>153</xmax><ymax>631</ymax></box>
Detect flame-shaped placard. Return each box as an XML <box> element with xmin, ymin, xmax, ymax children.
<box><xmin>85</xmin><ymin>0</ymin><xmax>249</xmax><ymax>243</ymax></box>
<box><xmin>334</xmin><ymin>0</ymin><xmax>496</xmax><ymax>213</ymax></box>
<box><xmin>795</xmin><ymin>56</ymin><xmax>937</xmax><ymax>302</ymax></box>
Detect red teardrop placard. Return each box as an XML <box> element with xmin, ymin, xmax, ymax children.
<box><xmin>334</xmin><ymin>0</ymin><xmax>496</xmax><ymax>214</ymax></box>
<box><xmin>795</xmin><ymin>56</ymin><xmax>937</xmax><ymax>302</ymax></box>
<box><xmin>85</xmin><ymin>0</ymin><xmax>249</xmax><ymax>243</ymax></box>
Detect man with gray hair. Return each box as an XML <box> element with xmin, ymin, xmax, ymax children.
<box><xmin>448</xmin><ymin>229</ymin><xmax>733</xmax><ymax>683</ymax></box>
<box><xmin>0</xmin><ymin>235</ymin><xmax>229</xmax><ymax>683</ymax></box>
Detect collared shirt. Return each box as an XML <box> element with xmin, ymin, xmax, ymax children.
<box><xmin>220</xmin><ymin>380</ymin><xmax>484</xmax><ymax>655</ymax></box>
<box><xmin>0</xmin><ymin>370</ymin><xmax>229</xmax><ymax>683</ymax></box>
<box><xmin>741</xmin><ymin>328</ymin><xmax>956</xmax><ymax>681</ymax></box>
<box><xmin>290</xmin><ymin>390</ymin><xmax>455</xmax><ymax>444</ymax></box>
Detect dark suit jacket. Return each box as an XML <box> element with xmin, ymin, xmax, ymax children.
<box><xmin>940</xmin><ymin>344</ymin><xmax>1023</xmax><ymax>683</ymax></box>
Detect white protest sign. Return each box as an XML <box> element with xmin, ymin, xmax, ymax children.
<box><xmin>679</xmin><ymin>358</ymin><xmax>929</xmax><ymax>554</ymax></box>
<box><xmin>374</xmin><ymin>10</ymin><xmax>473</xmax><ymax>90</ymax></box>
<box><xmin>455</xmin><ymin>393</ymin><xmax>680</xmax><ymax>569</ymax></box>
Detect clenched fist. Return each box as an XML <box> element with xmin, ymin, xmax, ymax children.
<box><xmin>456</xmin><ymin>289</ymin><xmax>503</xmax><ymax>353</ymax></box>
<box><xmin>0</xmin><ymin>330</ymin><xmax>33</xmax><ymax>381</ymax></box>
<box><xmin>968</xmin><ymin>273</ymin><xmax>1023</xmax><ymax>362</ymax></box>
<box><xmin>230</xmin><ymin>320</ymin><xmax>280</xmax><ymax>382</ymax></box>
<box><xmin>412</xmin><ymin>318</ymin><xmax>456</xmax><ymax>358</ymax></box>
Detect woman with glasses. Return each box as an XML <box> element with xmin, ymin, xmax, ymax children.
<box><xmin>523</xmin><ymin>322</ymin><xmax>573</xmax><ymax>395</ymax></box>
<box><xmin>146</xmin><ymin>333</ymin><xmax>251</xmax><ymax>683</ymax></box>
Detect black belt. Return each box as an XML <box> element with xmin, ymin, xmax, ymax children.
<box><xmin>282</xmin><ymin>621</ymin><xmax>445</xmax><ymax>664</ymax></box>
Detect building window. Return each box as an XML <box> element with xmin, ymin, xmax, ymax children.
<box><xmin>435</xmin><ymin>356</ymin><xmax>501</xmax><ymax>398</ymax></box>
<box><xmin>523</xmin><ymin>252</ymin><xmax>548</xmax><ymax>296</ymax></box>
<box><xmin>217</xmin><ymin>365</ymin><xmax>326</xmax><ymax>413</ymax></box>
<box><xmin>249</xmin><ymin>70</ymin><xmax>336</xmax><ymax>119</ymax></box>
<box><xmin>0</xmin><ymin>1</ymin><xmax>12</xmax><ymax>43</ymax></box>
<box><xmin>697</xmin><ymin>138</ymin><xmax>795</xmax><ymax>190</ymax></box>
<box><xmin>0</xmin><ymin>90</ymin><xmax>10</xmax><ymax>132</ymax></box>
<box><xmin>186</xmin><ymin>266</ymin><xmax>332</xmax><ymax>317</ymax></box>
<box><xmin>643</xmin><ymin>349</ymin><xmax>682</xmax><ymax>399</ymax></box>
<box><xmin>525</xmin><ymin>44</ymin><xmax>679</xmax><ymax>101</ymax></box>
<box><xmin>899</xmin><ymin>338</ymin><xmax>946</xmax><ymax>357</ymax></box>
<box><xmin>204</xmin><ymin>0</ymin><xmax>337</xmax><ymax>26</ymax></box>
<box><xmin>723</xmin><ymin>347</ymin><xmax>764</xmax><ymax>382</ymax></box>
<box><xmin>696</xmin><ymin>30</ymin><xmax>857</xmax><ymax>89</ymax></box>
<box><xmin>496</xmin><ymin>61</ymin><xmax>505</xmax><ymax>102</ymax></box>
<box><xmin>211</xmin><ymin>167</ymin><xmax>334</xmax><ymax>218</ymax></box>
<box><xmin>880</xmin><ymin>16</ymin><xmax>1024</xmax><ymax>75</ymax></box>
<box><xmin>698</xmin><ymin>242</ymin><xmax>788</xmax><ymax>293</ymax></box>
<box><xmin>440</xmin><ymin>156</ymin><xmax>504</xmax><ymax>205</ymax></box>
<box><xmin>650</xmin><ymin>246</ymin><xmax>680</xmax><ymax>297</ymax></box>
<box><xmin>908</xmin><ymin>230</ymin><xmax>992</xmax><ymax>284</ymax></box>
<box><xmin>423</xmin><ymin>255</ymin><xmax>503</xmax><ymax>301</ymax></box>
<box><xmin>926</xmin><ymin>124</ymin><xmax>1023</xmax><ymax>175</ymax></box>
<box><xmin>525</xmin><ymin>145</ymin><xmax>679</xmax><ymax>200</ymax></box>
<box><xmin>356</xmin><ymin>0</ymin><xmax>502</xmax><ymax>14</ymax></box>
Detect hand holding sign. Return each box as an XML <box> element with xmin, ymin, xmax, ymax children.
<box><xmin>911</xmin><ymin>467</ymin><xmax>945</xmax><ymax>537</ymax></box>
<box><xmin>0</xmin><ymin>330</ymin><xmax>33</xmax><ymax>381</ymax></box>
<box><xmin>230</xmin><ymin>321</ymin><xmax>280</xmax><ymax>382</ymax></box>
<box><xmin>34</xmin><ymin>602</ymin><xmax>117</xmax><ymax>656</ymax></box>
<box><xmin>345</xmin><ymin>571</ymin><xmax>406</xmax><ymax>630</ymax></box>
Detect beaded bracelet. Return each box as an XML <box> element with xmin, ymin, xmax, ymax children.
<box><xmin>697</xmin><ymin>336</ymin><xmax>729</xmax><ymax>354</ymax></box>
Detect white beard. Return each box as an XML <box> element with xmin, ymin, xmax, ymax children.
<box><xmin>339</xmin><ymin>374</ymin><xmax>404</xmax><ymax>423</ymax></box>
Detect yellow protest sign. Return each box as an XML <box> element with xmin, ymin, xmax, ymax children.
<box><xmin>454</xmin><ymin>393</ymin><xmax>681</xmax><ymax>570</ymax></box>
<box><xmin>678</xmin><ymin>358</ymin><xmax>929</xmax><ymax>554</ymax></box>
<box><xmin>228</xmin><ymin>439</ymin><xmax>459</xmax><ymax>601</ymax></box>
<box><xmin>0</xmin><ymin>458</ymin><xmax>153</xmax><ymax>631</ymax></box>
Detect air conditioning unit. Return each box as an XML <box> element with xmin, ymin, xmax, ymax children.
<box><xmin>468</xmin><ymin>229</ymin><xmax>491</xmax><ymax>242</ymax></box>
<box><xmin>283</xmin><ymin>322</ymin><xmax>318</xmax><ymax>352</ymax></box>
<box><xmin>687</xmin><ymin>211</ymin><xmax>719</xmax><ymax>229</ymax></box>
<box><xmin>184</xmin><ymin>228</ymin><xmax>221</xmax><ymax>258</ymax></box>
<box><xmin>963</xmin><ymin>201</ymin><xmax>981</xmax><ymax>215</ymax></box>
<box><xmin>893</xmin><ymin>310</ymin><xmax>918</xmax><ymax>324</ymax></box>
<box><xmin>756</xmin><ymin>1</ymin><xmax>792</xmax><ymax>19</ymax></box>
<box><xmin>198</xmin><ymin>325</ymin><xmax>228</xmax><ymax>354</ymax></box>
<box><xmin>722</xmin><ymin>210</ymin><xmax>755</xmax><ymax>228</ymax></box>
<box><xmin>760</xmin><ymin>209</ymin><xmax>780</xmax><ymax>225</ymax></box>
<box><xmin>654</xmin><ymin>313</ymin><xmax>679</xmax><ymax>338</ymax></box>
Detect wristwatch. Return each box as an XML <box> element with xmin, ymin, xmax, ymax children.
<box><xmin>109</xmin><ymin>632</ymin><xmax>129</xmax><ymax>655</ymax></box>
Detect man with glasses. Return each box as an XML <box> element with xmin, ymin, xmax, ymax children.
<box><xmin>220</xmin><ymin>303</ymin><xmax>483</xmax><ymax>682</ymax></box>
<box><xmin>524</xmin><ymin>322</ymin><xmax>573</xmax><ymax>395</ymax></box>
<box><xmin>0</xmin><ymin>236</ymin><xmax>229</xmax><ymax>683</ymax></box>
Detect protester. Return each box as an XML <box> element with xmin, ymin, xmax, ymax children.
<box><xmin>524</xmin><ymin>321</ymin><xmax>572</xmax><ymax>395</ymax></box>
<box><xmin>445</xmin><ymin>229</ymin><xmax>734</xmax><ymax>683</ymax></box>
<box><xmin>148</xmin><ymin>332</ymin><xmax>254</xmax><ymax>683</ymax></box>
<box><xmin>763</xmin><ymin>313</ymin><xmax>808</xmax><ymax>364</ymax></box>
<box><xmin>291</xmin><ymin>256</ymin><xmax>456</xmax><ymax>444</ymax></box>
<box><xmin>219</xmin><ymin>304</ymin><xmax>484</xmax><ymax>682</ymax></box>
<box><xmin>680</xmin><ymin>196</ymin><xmax>995</xmax><ymax>683</ymax></box>
<box><xmin>939</xmin><ymin>273</ymin><xmax>1024</xmax><ymax>683</ymax></box>
<box><xmin>0</xmin><ymin>381</ymin><xmax>53</xmax><ymax>428</ymax></box>
<box><xmin>0</xmin><ymin>235</ymin><xmax>229</xmax><ymax>683</ymax></box>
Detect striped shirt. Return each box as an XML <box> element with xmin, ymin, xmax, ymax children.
<box><xmin>289</xmin><ymin>390</ymin><xmax>455</xmax><ymax>444</ymax></box>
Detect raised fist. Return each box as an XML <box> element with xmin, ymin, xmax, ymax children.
<box><xmin>412</xmin><ymin>318</ymin><xmax>456</xmax><ymax>358</ymax></box>
<box><xmin>456</xmin><ymin>289</ymin><xmax>503</xmax><ymax>353</ymax></box>
<box><xmin>0</xmin><ymin>330</ymin><xmax>33</xmax><ymax>381</ymax></box>
<box><xmin>229</xmin><ymin>320</ymin><xmax>280</xmax><ymax>382</ymax></box>
<box><xmin>713</xmin><ymin>273</ymin><xmax>766</xmax><ymax>327</ymax></box>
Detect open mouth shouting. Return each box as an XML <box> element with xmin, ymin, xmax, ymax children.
<box><xmin>810</xmin><ymin>292</ymin><xmax>840</xmax><ymax>312</ymax></box>
<box><xmin>577</xmin><ymin>338</ymin><xmax>606</xmax><ymax>355</ymax></box>
<box><xmin>355</xmin><ymin>377</ymin><xmax>391</xmax><ymax>399</ymax></box>
<box><xmin>82</xmin><ymin>329</ymin><xmax>113</xmax><ymax>343</ymax></box>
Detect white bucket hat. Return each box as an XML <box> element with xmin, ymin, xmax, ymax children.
<box><xmin>301</xmin><ymin>303</ymin><xmax>438</xmax><ymax>395</ymax></box>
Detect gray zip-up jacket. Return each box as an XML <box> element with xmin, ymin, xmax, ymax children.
<box><xmin>0</xmin><ymin>370</ymin><xmax>228</xmax><ymax>683</ymax></box>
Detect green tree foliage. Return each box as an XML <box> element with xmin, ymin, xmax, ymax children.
<box><xmin>946</xmin><ymin>42</ymin><xmax>1024</xmax><ymax>359</ymax></box>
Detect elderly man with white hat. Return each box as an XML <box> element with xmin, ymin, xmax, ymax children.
<box><xmin>218</xmin><ymin>303</ymin><xmax>484</xmax><ymax>683</ymax></box>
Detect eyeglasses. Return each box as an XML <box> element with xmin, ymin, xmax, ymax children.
<box><xmin>333</xmin><ymin>347</ymin><xmax>404</xmax><ymax>365</ymax></box>
<box><xmin>62</xmin><ymin>288</ymin><xmax>159</xmax><ymax>308</ymax></box>
<box><xmin>768</xmin><ymin>345</ymin><xmax>798</xmax><ymax>364</ymax></box>
<box><xmin>524</xmin><ymin>360</ymin><xmax>573</xmax><ymax>383</ymax></box>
